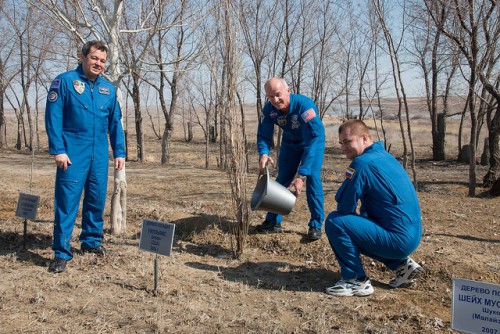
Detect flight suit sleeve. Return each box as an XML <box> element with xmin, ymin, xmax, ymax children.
<box><xmin>297</xmin><ymin>105</ymin><xmax>324</xmax><ymax>175</ymax></box>
<box><xmin>335</xmin><ymin>162</ymin><xmax>366</xmax><ymax>214</ymax></box>
<box><xmin>257</xmin><ymin>105</ymin><xmax>275</xmax><ymax>157</ymax></box>
<box><xmin>45</xmin><ymin>77</ymin><xmax>67</xmax><ymax>155</ymax></box>
<box><xmin>108</xmin><ymin>93</ymin><xmax>126</xmax><ymax>158</ymax></box>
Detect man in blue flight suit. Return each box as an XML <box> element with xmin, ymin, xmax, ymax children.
<box><xmin>325</xmin><ymin>120</ymin><xmax>422</xmax><ymax>296</ymax></box>
<box><xmin>256</xmin><ymin>77</ymin><xmax>325</xmax><ymax>240</ymax></box>
<box><xmin>45</xmin><ymin>40</ymin><xmax>126</xmax><ymax>273</ymax></box>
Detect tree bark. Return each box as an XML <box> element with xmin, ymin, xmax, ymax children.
<box><xmin>110</xmin><ymin>168</ymin><xmax>127</xmax><ymax>235</ymax></box>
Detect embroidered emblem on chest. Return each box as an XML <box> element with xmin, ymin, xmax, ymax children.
<box><xmin>277</xmin><ymin>116</ymin><xmax>287</xmax><ymax>126</ymax></box>
<box><xmin>73</xmin><ymin>80</ymin><xmax>85</xmax><ymax>94</ymax></box>
<box><xmin>99</xmin><ymin>87</ymin><xmax>110</xmax><ymax>95</ymax></box>
<box><xmin>291</xmin><ymin>114</ymin><xmax>300</xmax><ymax>129</ymax></box>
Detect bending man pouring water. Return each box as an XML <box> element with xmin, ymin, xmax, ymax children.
<box><xmin>256</xmin><ymin>77</ymin><xmax>325</xmax><ymax>240</ymax></box>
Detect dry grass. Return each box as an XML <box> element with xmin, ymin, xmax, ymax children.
<box><xmin>0</xmin><ymin>102</ymin><xmax>498</xmax><ymax>333</ymax></box>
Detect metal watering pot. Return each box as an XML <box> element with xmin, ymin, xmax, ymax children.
<box><xmin>250</xmin><ymin>167</ymin><xmax>296</xmax><ymax>215</ymax></box>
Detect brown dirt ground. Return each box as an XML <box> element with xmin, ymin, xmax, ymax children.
<box><xmin>0</xmin><ymin>106</ymin><xmax>499</xmax><ymax>333</ymax></box>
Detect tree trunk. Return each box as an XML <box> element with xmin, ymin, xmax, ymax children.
<box><xmin>110</xmin><ymin>168</ymin><xmax>127</xmax><ymax>235</ymax></box>
<box><xmin>457</xmin><ymin>98</ymin><xmax>468</xmax><ymax>160</ymax></box>
<box><xmin>467</xmin><ymin>90</ymin><xmax>478</xmax><ymax>196</ymax></box>
<box><xmin>480</xmin><ymin>137</ymin><xmax>489</xmax><ymax>166</ymax></box>
<box><xmin>0</xmin><ymin>59</ymin><xmax>6</xmax><ymax>147</ymax></box>
<box><xmin>161</xmin><ymin>124</ymin><xmax>172</xmax><ymax>165</ymax></box>
<box><xmin>15</xmin><ymin>108</ymin><xmax>23</xmax><ymax>150</ymax></box>
<box><xmin>222</xmin><ymin>0</ymin><xmax>249</xmax><ymax>258</ymax></box>
<box><xmin>186</xmin><ymin>121</ymin><xmax>193</xmax><ymax>142</ymax></box>
<box><xmin>483</xmin><ymin>105</ymin><xmax>500</xmax><ymax>187</ymax></box>
<box><xmin>434</xmin><ymin>112</ymin><xmax>446</xmax><ymax>160</ymax></box>
<box><xmin>132</xmin><ymin>73</ymin><xmax>143</xmax><ymax>162</ymax></box>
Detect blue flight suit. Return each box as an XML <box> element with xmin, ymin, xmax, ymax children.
<box><xmin>325</xmin><ymin>141</ymin><xmax>422</xmax><ymax>280</ymax></box>
<box><xmin>257</xmin><ymin>94</ymin><xmax>325</xmax><ymax>229</ymax></box>
<box><xmin>45</xmin><ymin>65</ymin><xmax>125</xmax><ymax>261</ymax></box>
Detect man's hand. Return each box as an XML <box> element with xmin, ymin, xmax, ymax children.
<box><xmin>54</xmin><ymin>153</ymin><xmax>71</xmax><ymax>171</ymax></box>
<box><xmin>115</xmin><ymin>157</ymin><xmax>125</xmax><ymax>171</ymax></box>
<box><xmin>259</xmin><ymin>154</ymin><xmax>275</xmax><ymax>171</ymax></box>
<box><xmin>288</xmin><ymin>176</ymin><xmax>305</xmax><ymax>197</ymax></box>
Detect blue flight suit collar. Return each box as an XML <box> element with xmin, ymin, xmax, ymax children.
<box><xmin>75</xmin><ymin>64</ymin><xmax>103</xmax><ymax>86</ymax></box>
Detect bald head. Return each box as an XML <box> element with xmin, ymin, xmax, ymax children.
<box><xmin>264</xmin><ymin>77</ymin><xmax>291</xmax><ymax>112</ymax></box>
<box><xmin>264</xmin><ymin>77</ymin><xmax>288</xmax><ymax>91</ymax></box>
<box><xmin>339</xmin><ymin>119</ymin><xmax>371</xmax><ymax>138</ymax></box>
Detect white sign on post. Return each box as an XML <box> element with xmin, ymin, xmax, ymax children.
<box><xmin>15</xmin><ymin>192</ymin><xmax>40</xmax><ymax>220</ymax></box>
<box><xmin>139</xmin><ymin>219</ymin><xmax>175</xmax><ymax>256</ymax></box>
<box><xmin>452</xmin><ymin>278</ymin><xmax>500</xmax><ymax>334</ymax></box>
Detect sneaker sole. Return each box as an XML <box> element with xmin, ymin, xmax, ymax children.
<box><xmin>326</xmin><ymin>284</ymin><xmax>374</xmax><ymax>297</ymax></box>
<box><xmin>326</xmin><ymin>287</ymin><xmax>355</xmax><ymax>297</ymax></box>
<box><xmin>326</xmin><ymin>287</ymin><xmax>374</xmax><ymax>297</ymax></box>
<box><xmin>353</xmin><ymin>286</ymin><xmax>374</xmax><ymax>296</ymax></box>
<box><xmin>390</xmin><ymin>266</ymin><xmax>423</xmax><ymax>288</ymax></box>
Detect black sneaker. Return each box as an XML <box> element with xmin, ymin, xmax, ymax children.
<box><xmin>81</xmin><ymin>245</ymin><xmax>107</xmax><ymax>256</ymax></box>
<box><xmin>255</xmin><ymin>220</ymin><xmax>282</xmax><ymax>233</ymax></box>
<box><xmin>308</xmin><ymin>227</ymin><xmax>322</xmax><ymax>240</ymax></box>
<box><xmin>48</xmin><ymin>258</ymin><xmax>67</xmax><ymax>273</ymax></box>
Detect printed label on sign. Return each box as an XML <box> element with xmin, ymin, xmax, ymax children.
<box><xmin>452</xmin><ymin>278</ymin><xmax>500</xmax><ymax>334</ymax></box>
<box><xmin>139</xmin><ymin>219</ymin><xmax>175</xmax><ymax>256</ymax></box>
<box><xmin>16</xmin><ymin>193</ymin><xmax>40</xmax><ymax>220</ymax></box>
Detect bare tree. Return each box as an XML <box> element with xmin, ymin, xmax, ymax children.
<box><xmin>186</xmin><ymin>26</ymin><xmax>220</xmax><ymax>167</ymax></box>
<box><xmin>352</xmin><ymin>6</ymin><xmax>376</xmax><ymax>120</ymax></box>
<box><xmin>408</xmin><ymin>1</ymin><xmax>461</xmax><ymax>161</ymax></box>
<box><xmin>237</xmin><ymin>0</ymin><xmax>279</xmax><ymax>120</ymax></box>
<box><xmin>142</xmin><ymin>0</ymin><xmax>202</xmax><ymax>165</ymax></box>
<box><xmin>218</xmin><ymin>0</ymin><xmax>249</xmax><ymax>257</ymax></box>
<box><xmin>425</xmin><ymin>0</ymin><xmax>500</xmax><ymax>195</ymax></box>
<box><xmin>0</xmin><ymin>8</ymin><xmax>7</xmax><ymax>147</ymax></box>
<box><xmin>372</xmin><ymin>0</ymin><xmax>418</xmax><ymax>188</ymax></box>
<box><xmin>121</xmin><ymin>12</ymin><xmax>147</xmax><ymax>162</ymax></box>
<box><xmin>310</xmin><ymin>1</ymin><xmax>344</xmax><ymax>119</ymax></box>
<box><xmin>335</xmin><ymin>5</ymin><xmax>357</xmax><ymax>120</ymax></box>
<box><xmin>5</xmin><ymin>5</ymin><xmax>54</xmax><ymax>152</ymax></box>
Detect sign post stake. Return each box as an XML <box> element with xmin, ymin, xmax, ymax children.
<box><xmin>153</xmin><ymin>254</ymin><xmax>159</xmax><ymax>295</ymax></box>
<box><xmin>23</xmin><ymin>219</ymin><xmax>28</xmax><ymax>249</ymax></box>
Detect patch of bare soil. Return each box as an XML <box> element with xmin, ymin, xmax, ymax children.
<box><xmin>0</xmin><ymin>114</ymin><xmax>499</xmax><ymax>333</ymax></box>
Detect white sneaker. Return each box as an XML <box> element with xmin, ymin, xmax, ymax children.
<box><xmin>326</xmin><ymin>277</ymin><xmax>374</xmax><ymax>297</ymax></box>
<box><xmin>389</xmin><ymin>257</ymin><xmax>423</xmax><ymax>288</ymax></box>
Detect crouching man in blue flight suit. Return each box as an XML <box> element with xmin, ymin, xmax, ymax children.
<box><xmin>256</xmin><ymin>77</ymin><xmax>325</xmax><ymax>240</ymax></box>
<box><xmin>325</xmin><ymin>120</ymin><xmax>422</xmax><ymax>297</ymax></box>
<box><xmin>45</xmin><ymin>40</ymin><xmax>126</xmax><ymax>273</ymax></box>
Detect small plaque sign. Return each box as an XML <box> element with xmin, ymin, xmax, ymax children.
<box><xmin>15</xmin><ymin>192</ymin><xmax>40</xmax><ymax>220</ymax></box>
<box><xmin>139</xmin><ymin>219</ymin><xmax>175</xmax><ymax>256</ymax></box>
<box><xmin>452</xmin><ymin>278</ymin><xmax>500</xmax><ymax>334</ymax></box>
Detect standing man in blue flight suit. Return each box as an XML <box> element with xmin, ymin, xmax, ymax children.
<box><xmin>325</xmin><ymin>120</ymin><xmax>422</xmax><ymax>296</ymax></box>
<box><xmin>256</xmin><ymin>77</ymin><xmax>325</xmax><ymax>240</ymax></box>
<box><xmin>45</xmin><ymin>40</ymin><xmax>126</xmax><ymax>273</ymax></box>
